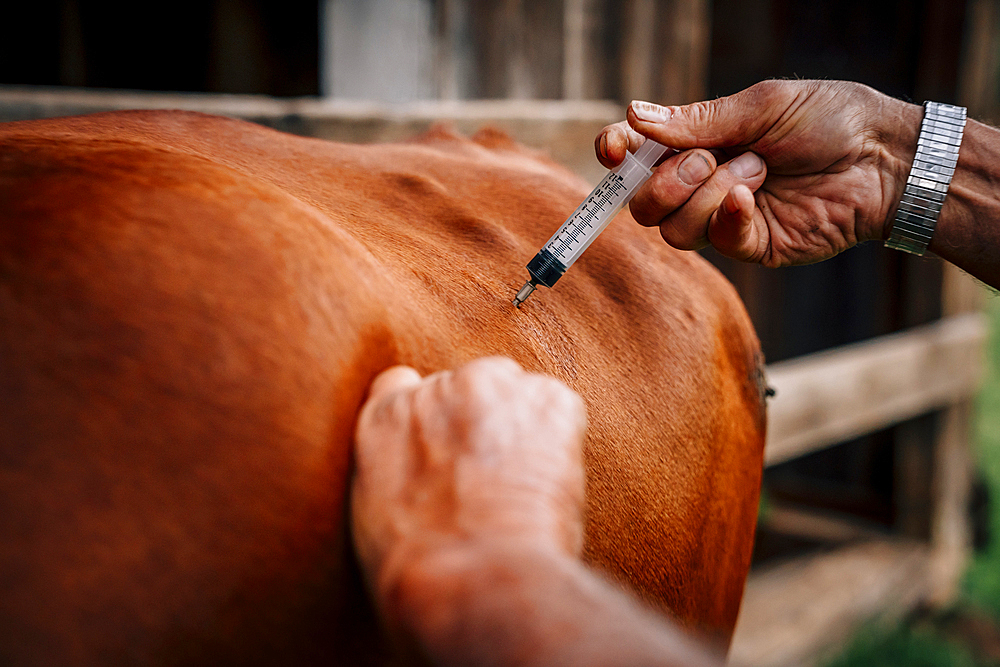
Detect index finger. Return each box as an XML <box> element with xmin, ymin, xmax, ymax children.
<box><xmin>595</xmin><ymin>121</ymin><xmax>648</xmax><ymax>170</ymax></box>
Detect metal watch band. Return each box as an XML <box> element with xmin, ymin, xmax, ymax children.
<box><xmin>885</xmin><ymin>101</ymin><xmax>967</xmax><ymax>256</ymax></box>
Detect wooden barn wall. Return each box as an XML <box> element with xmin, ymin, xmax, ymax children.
<box><xmin>0</xmin><ymin>1</ymin><xmax>320</xmax><ymax>96</ymax></box>
<box><xmin>1</xmin><ymin>1</ymin><xmax>711</xmax><ymax>105</ymax></box>
<box><xmin>320</xmin><ymin>0</ymin><xmax>711</xmax><ymax>104</ymax></box>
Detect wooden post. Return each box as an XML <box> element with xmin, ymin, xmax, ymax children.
<box><xmin>320</xmin><ymin>0</ymin><xmax>435</xmax><ymax>101</ymax></box>
<box><xmin>923</xmin><ymin>265</ymin><xmax>984</xmax><ymax>605</ymax></box>
<box><xmin>562</xmin><ymin>0</ymin><xmax>588</xmax><ymax>99</ymax></box>
<box><xmin>467</xmin><ymin>0</ymin><xmax>522</xmax><ymax>98</ymax></box>
<box><xmin>656</xmin><ymin>0</ymin><xmax>711</xmax><ymax>104</ymax></box>
<box><xmin>433</xmin><ymin>0</ymin><xmax>461</xmax><ymax>100</ymax></box>
<box><xmin>957</xmin><ymin>0</ymin><xmax>1000</xmax><ymax>120</ymax></box>
<box><xmin>928</xmin><ymin>399</ymin><xmax>975</xmax><ymax>604</ymax></box>
<box><xmin>620</xmin><ymin>0</ymin><xmax>658</xmax><ymax>103</ymax></box>
<box><xmin>895</xmin><ymin>415</ymin><xmax>936</xmax><ymax>541</ymax></box>
<box><xmin>58</xmin><ymin>0</ymin><xmax>87</xmax><ymax>86</ymax></box>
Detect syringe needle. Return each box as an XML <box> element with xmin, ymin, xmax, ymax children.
<box><xmin>512</xmin><ymin>280</ymin><xmax>537</xmax><ymax>308</ymax></box>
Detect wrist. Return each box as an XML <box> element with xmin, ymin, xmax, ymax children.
<box><xmin>375</xmin><ymin>538</ymin><xmax>573</xmax><ymax>652</ymax></box>
<box><xmin>374</xmin><ymin>536</ymin><xmax>567</xmax><ymax>617</ymax></box>
<box><xmin>884</xmin><ymin>101</ymin><xmax>968</xmax><ymax>255</ymax></box>
<box><xmin>376</xmin><ymin>537</ymin><xmax>725</xmax><ymax>667</ymax></box>
<box><xmin>875</xmin><ymin>97</ymin><xmax>924</xmax><ymax>242</ymax></box>
<box><xmin>926</xmin><ymin>118</ymin><xmax>1000</xmax><ymax>285</ymax></box>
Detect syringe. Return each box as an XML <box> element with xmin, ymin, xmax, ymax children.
<box><xmin>512</xmin><ymin>139</ymin><xmax>671</xmax><ymax>308</ymax></box>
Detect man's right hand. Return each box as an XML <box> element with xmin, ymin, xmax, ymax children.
<box><xmin>596</xmin><ymin>80</ymin><xmax>922</xmax><ymax>267</ymax></box>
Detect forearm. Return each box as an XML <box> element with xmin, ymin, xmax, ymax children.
<box><xmin>929</xmin><ymin>118</ymin><xmax>1000</xmax><ymax>289</ymax></box>
<box><xmin>380</xmin><ymin>542</ymin><xmax>721</xmax><ymax>667</ymax></box>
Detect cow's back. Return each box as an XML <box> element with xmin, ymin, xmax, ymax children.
<box><xmin>0</xmin><ymin>111</ymin><xmax>765</xmax><ymax>665</ymax></box>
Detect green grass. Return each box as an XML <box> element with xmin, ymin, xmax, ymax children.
<box><xmin>824</xmin><ymin>623</ymin><xmax>980</xmax><ymax>667</ymax></box>
<box><xmin>822</xmin><ymin>292</ymin><xmax>1000</xmax><ymax>666</ymax></box>
<box><xmin>964</xmin><ymin>292</ymin><xmax>1000</xmax><ymax>616</ymax></box>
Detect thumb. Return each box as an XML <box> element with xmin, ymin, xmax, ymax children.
<box><xmin>627</xmin><ymin>87</ymin><xmax>778</xmax><ymax>150</ymax></box>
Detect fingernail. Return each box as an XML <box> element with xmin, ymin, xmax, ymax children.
<box><xmin>730</xmin><ymin>152</ymin><xmax>764</xmax><ymax>178</ymax></box>
<box><xmin>722</xmin><ymin>191</ymin><xmax>740</xmax><ymax>215</ymax></box>
<box><xmin>630</xmin><ymin>100</ymin><xmax>671</xmax><ymax>123</ymax></box>
<box><xmin>677</xmin><ymin>153</ymin><xmax>713</xmax><ymax>185</ymax></box>
<box><xmin>599</xmin><ymin>133</ymin><xmax>608</xmax><ymax>160</ymax></box>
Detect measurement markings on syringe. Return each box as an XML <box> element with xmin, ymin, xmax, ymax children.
<box><xmin>548</xmin><ymin>174</ymin><xmax>629</xmax><ymax>259</ymax></box>
<box><xmin>513</xmin><ymin>140</ymin><xmax>667</xmax><ymax>308</ymax></box>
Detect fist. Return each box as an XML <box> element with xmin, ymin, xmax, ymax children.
<box><xmin>351</xmin><ymin>357</ymin><xmax>588</xmax><ymax>595</ymax></box>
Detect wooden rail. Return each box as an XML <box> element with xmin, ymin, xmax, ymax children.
<box><xmin>730</xmin><ymin>540</ymin><xmax>932</xmax><ymax>667</ymax></box>
<box><xmin>734</xmin><ymin>308</ymin><xmax>988</xmax><ymax>666</ymax></box>
<box><xmin>764</xmin><ymin>312</ymin><xmax>987</xmax><ymax>466</ymax></box>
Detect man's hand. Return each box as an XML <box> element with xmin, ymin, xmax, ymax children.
<box><xmin>352</xmin><ymin>357</ymin><xmax>587</xmax><ymax>603</ymax></box>
<box><xmin>351</xmin><ymin>358</ymin><xmax>721</xmax><ymax>667</ymax></box>
<box><xmin>596</xmin><ymin>79</ymin><xmax>922</xmax><ymax>267</ymax></box>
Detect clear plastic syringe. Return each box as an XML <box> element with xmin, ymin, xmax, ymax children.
<box><xmin>512</xmin><ymin>139</ymin><xmax>670</xmax><ymax>308</ymax></box>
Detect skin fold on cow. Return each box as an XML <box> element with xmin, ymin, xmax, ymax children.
<box><xmin>0</xmin><ymin>110</ymin><xmax>766</xmax><ymax>665</ymax></box>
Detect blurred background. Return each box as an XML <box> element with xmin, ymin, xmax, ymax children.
<box><xmin>3</xmin><ymin>1</ymin><xmax>1000</xmax><ymax>664</ymax></box>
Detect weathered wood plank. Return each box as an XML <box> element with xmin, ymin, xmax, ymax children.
<box><xmin>958</xmin><ymin>0</ymin><xmax>1000</xmax><ymax>120</ymax></box>
<box><xmin>562</xmin><ymin>0</ymin><xmax>604</xmax><ymax>99</ymax></box>
<box><xmin>894</xmin><ymin>414</ymin><xmax>936</xmax><ymax>540</ymax></box>
<box><xmin>730</xmin><ymin>540</ymin><xmax>931</xmax><ymax>667</ymax></box>
<box><xmin>928</xmin><ymin>398</ymin><xmax>975</xmax><ymax>605</ymax></box>
<box><xmin>620</xmin><ymin>0</ymin><xmax>658</xmax><ymax>102</ymax></box>
<box><xmin>320</xmin><ymin>0</ymin><xmax>435</xmax><ymax>102</ymax></box>
<box><xmin>765</xmin><ymin>312</ymin><xmax>987</xmax><ymax>466</ymax></box>
<box><xmin>762</xmin><ymin>503</ymin><xmax>894</xmax><ymax>544</ymax></box>
<box><xmin>656</xmin><ymin>0</ymin><xmax>711</xmax><ymax>104</ymax></box>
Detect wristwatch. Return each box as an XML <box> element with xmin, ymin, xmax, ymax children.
<box><xmin>885</xmin><ymin>101</ymin><xmax>967</xmax><ymax>256</ymax></box>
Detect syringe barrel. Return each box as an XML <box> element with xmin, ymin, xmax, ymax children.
<box><xmin>517</xmin><ymin>140</ymin><xmax>668</xmax><ymax>303</ymax></box>
<box><xmin>537</xmin><ymin>143</ymin><xmax>664</xmax><ymax>274</ymax></box>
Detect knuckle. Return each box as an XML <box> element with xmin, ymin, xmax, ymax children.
<box><xmin>646</xmin><ymin>171</ymin><xmax>678</xmax><ymax>202</ymax></box>
<box><xmin>627</xmin><ymin>192</ymin><xmax>663</xmax><ymax>227</ymax></box>
<box><xmin>746</xmin><ymin>79</ymin><xmax>782</xmax><ymax>100</ymax></box>
<box><xmin>626</xmin><ymin>127</ymin><xmax>648</xmax><ymax>152</ymax></box>
<box><xmin>462</xmin><ymin>356</ymin><xmax>522</xmax><ymax>381</ymax></box>
<box><xmin>540</xmin><ymin>375</ymin><xmax>575</xmax><ymax>401</ymax></box>
<box><xmin>565</xmin><ymin>391</ymin><xmax>588</xmax><ymax>427</ymax></box>
<box><xmin>745</xmin><ymin>78</ymin><xmax>797</xmax><ymax>106</ymax></box>
<box><xmin>450</xmin><ymin>357</ymin><xmax>525</xmax><ymax>408</ymax></box>
<box><xmin>628</xmin><ymin>162</ymin><xmax>696</xmax><ymax>226</ymax></box>
<box><xmin>660</xmin><ymin>219</ymin><xmax>703</xmax><ymax>250</ymax></box>
<box><xmin>684</xmin><ymin>100</ymin><xmax>716</xmax><ymax>130</ymax></box>
<box><xmin>735</xmin><ymin>80</ymin><xmax>792</xmax><ymax>123</ymax></box>
<box><xmin>528</xmin><ymin>373</ymin><xmax>581</xmax><ymax>408</ymax></box>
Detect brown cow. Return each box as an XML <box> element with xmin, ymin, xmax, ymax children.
<box><xmin>0</xmin><ymin>110</ymin><xmax>766</xmax><ymax>665</ymax></box>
